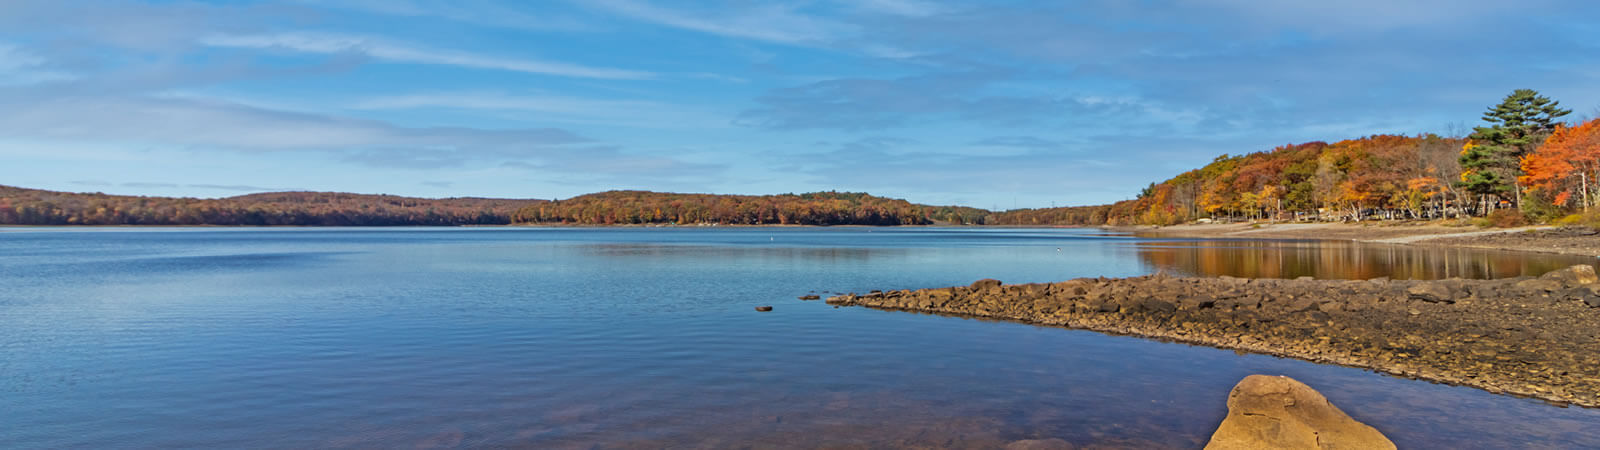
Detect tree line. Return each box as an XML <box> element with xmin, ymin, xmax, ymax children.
<box><xmin>0</xmin><ymin>186</ymin><xmax>544</xmax><ymax>226</ymax></box>
<box><xmin>509</xmin><ymin>190</ymin><xmax>989</xmax><ymax>226</ymax></box>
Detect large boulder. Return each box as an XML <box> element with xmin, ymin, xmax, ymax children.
<box><xmin>1206</xmin><ymin>375</ymin><xmax>1395</xmax><ymax>450</ymax></box>
<box><xmin>1542</xmin><ymin>264</ymin><xmax>1599</xmax><ymax>288</ymax></box>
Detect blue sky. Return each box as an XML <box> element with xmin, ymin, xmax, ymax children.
<box><xmin>2</xmin><ymin>0</ymin><xmax>1597</xmax><ymax>208</ymax></box>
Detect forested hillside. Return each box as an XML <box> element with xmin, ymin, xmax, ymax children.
<box><xmin>0</xmin><ymin>186</ymin><xmax>544</xmax><ymax>226</ymax></box>
<box><xmin>510</xmin><ymin>190</ymin><xmax>989</xmax><ymax>226</ymax></box>
<box><xmin>995</xmin><ymin>89</ymin><xmax>1600</xmax><ymax>227</ymax></box>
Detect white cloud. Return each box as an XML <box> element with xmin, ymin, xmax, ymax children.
<box><xmin>0</xmin><ymin>94</ymin><xmax>581</xmax><ymax>153</ymax></box>
<box><xmin>1177</xmin><ymin>0</ymin><xmax>1550</xmax><ymax>34</ymax></box>
<box><xmin>583</xmin><ymin>0</ymin><xmax>847</xmax><ymax>45</ymax></box>
<box><xmin>312</xmin><ymin>0</ymin><xmax>596</xmax><ymax>32</ymax></box>
<box><xmin>200</xmin><ymin>32</ymin><xmax>655</xmax><ymax>80</ymax></box>
<box><xmin>850</xmin><ymin>0</ymin><xmax>943</xmax><ymax>17</ymax></box>
<box><xmin>351</xmin><ymin>91</ymin><xmax>733</xmax><ymax>129</ymax></box>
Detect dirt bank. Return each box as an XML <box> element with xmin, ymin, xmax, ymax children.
<box><xmin>1120</xmin><ymin>222</ymin><xmax>1600</xmax><ymax>257</ymax></box>
<box><xmin>825</xmin><ymin>265</ymin><xmax>1600</xmax><ymax>407</ymax></box>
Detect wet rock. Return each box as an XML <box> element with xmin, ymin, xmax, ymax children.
<box><xmin>755</xmin><ymin>306</ymin><xmax>773</xmax><ymax>312</ymax></box>
<box><xmin>1004</xmin><ymin>438</ymin><xmax>1074</xmax><ymax>450</ymax></box>
<box><xmin>1406</xmin><ymin>282</ymin><xmax>1455</xmax><ymax>304</ymax></box>
<box><xmin>1205</xmin><ymin>375</ymin><xmax>1395</xmax><ymax>450</ymax></box>
<box><xmin>797</xmin><ymin>295</ymin><xmax>821</xmax><ymax>300</ymax></box>
<box><xmin>1542</xmin><ymin>264</ymin><xmax>1599</xmax><ymax>287</ymax></box>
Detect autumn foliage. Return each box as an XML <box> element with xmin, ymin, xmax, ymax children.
<box><xmin>1521</xmin><ymin>119</ymin><xmax>1600</xmax><ymax>209</ymax></box>
<box><xmin>991</xmin><ymin>135</ymin><xmax>1470</xmax><ymax>225</ymax></box>
<box><xmin>510</xmin><ymin>190</ymin><xmax>987</xmax><ymax>226</ymax></box>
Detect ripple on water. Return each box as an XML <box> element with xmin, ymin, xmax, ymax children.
<box><xmin>2</xmin><ymin>228</ymin><xmax>1598</xmax><ymax>448</ymax></box>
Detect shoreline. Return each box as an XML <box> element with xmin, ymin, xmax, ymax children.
<box><xmin>825</xmin><ymin>266</ymin><xmax>1600</xmax><ymax>408</ymax></box>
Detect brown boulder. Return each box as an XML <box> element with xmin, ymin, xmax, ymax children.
<box><xmin>1541</xmin><ymin>264</ymin><xmax>1599</xmax><ymax>287</ymax></box>
<box><xmin>1205</xmin><ymin>375</ymin><xmax>1394</xmax><ymax>450</ymax></box>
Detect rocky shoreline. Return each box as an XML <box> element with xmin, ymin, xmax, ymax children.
<box><xmin>825</xmin><ymin>265</ymin><xmax>1600</xmax><ymax>407</ymax></box>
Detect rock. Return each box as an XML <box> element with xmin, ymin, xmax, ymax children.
<box><xmin>970</xmin><ymin>279</ymin><xmax>1003</xmax><ymax>290</ymax></box>
<box><xmin>1405</xmin><ymin>282</ymin><xmax>1455</xmax><ymax>304</ymax></box>
<box><xmin>1004</xmin><ymin>438</ymin><xmax>1074</xmax><ymax>450</ymax></box>
<box><xmin>1515</xmin><ymin>279</ymin><xmax>1563</xmax><ymax>292</ymax></box>
<box><xmin>1205</xmin><ymin>375</ymin><xmax>1395</xmax><ymax>450</ymax></box>
<box><xmin>1575</xmin><ymin>285</ymin><xmax>1600</xmax><ymax>307</ymax></box>
<box><xmin>797</xmin><ymin>295</ymin><xmax>821</xmax><ymax>300</ymax></box>
<box><xmin>1541</xmin><ymin>264</ymin><xmax>1599</xmax><ymax>287</ymax></box>
<box><xmin>755</xmin><ymin>306</ymin><xmax>773</xmax><ymax>312</ymax></box>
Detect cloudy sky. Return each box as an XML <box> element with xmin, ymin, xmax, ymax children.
<box><xmin>2</xmin><ymin>0</ymin><xmax>1597</xmax><ymax>208</ymax></box>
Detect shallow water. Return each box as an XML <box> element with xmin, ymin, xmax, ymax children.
<box><xmin>2</xmin><ymin>227</ymin><xmax>1596</xmax><ymax>449</ymax></box>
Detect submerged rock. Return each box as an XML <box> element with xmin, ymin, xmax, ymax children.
<box><xmin>1004</xmin><ymin>438</ymin><xmax>1074</xmax><ymax>449</ymax></box>
<box><xmin>755</xmin><ymin>306</ymin><xmax>773</xmax><ymax>312</ymax></box>
<box><xmin>1205</xmin><ymin>375</ymin><xmax>1394</xmax><ymax>450</ymax></box>
<box><xmin>798</xmin><ymin>295</ymin><xmax>821</xmax><ymax>300</ymax></box>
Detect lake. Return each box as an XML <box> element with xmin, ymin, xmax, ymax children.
<box><xmin>3</xmin><ymin>227</ymin><xmax>1597</xmax><ymax>449</ymax></box>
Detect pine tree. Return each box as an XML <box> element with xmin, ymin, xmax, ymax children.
<box><xmin>1458</xmin><ymin>89</ymin><xmax>1571</xmax><ymax>210</ymax></box>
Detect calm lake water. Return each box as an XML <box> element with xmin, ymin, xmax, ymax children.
<box><xmin>3</xmin><ymin>227</ymin><xmax>1597</xmax><ymax>449</ymax></box>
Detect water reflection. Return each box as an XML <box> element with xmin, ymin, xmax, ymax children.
<box><xmin>7</xmin><ymin>228</ymin><xmax>1600</xmax><ymax>449</ymax></box>
<box><xmin>1135</xmin><ymin>239</ymin><xmax>1595</xmax><ymax>280</ymax></box>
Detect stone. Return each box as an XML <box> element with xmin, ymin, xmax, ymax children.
<box><xmin>1004</xmin><ymin>438</ymin><xmax>1074</xmax><ymax>450</ymax></box>
<box><xmin>1515</xmin><ymin>279</ymin><xmax>1564</xmax><ymax>292</ymax></box>
<box><xmin>1405</xmin><ymin>282</ymin><xmax>1455</xmax><ymax>304</ymax></box>
<box><xmin>970</xmin><ymin>279</ymin><xmax>1003</xmax><ymax>290</ymax></box>
<box><xmin>1205</xmin><ymin>375</ymin><xmax>1395</xmax><ymax>450</ymax></box>
<box><xmin>1541</xmin><ymin>264</ymin><xmax>1599</xmax><ymax>287</ymax></box>
<box><xmin>754</xmin><ymin>306</ymin><xmax>773</xmax><ymax>312</ymax></box>
<box><xmin>797</xmin><ymin>295</ymin><xmax>821</xmax><ymax>300</ymax></box>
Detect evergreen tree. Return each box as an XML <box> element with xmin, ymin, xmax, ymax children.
<box><xmin>1459</xmin><ymin>89</ymin><xmax>1571</xmax><ymax>208</ymax></box>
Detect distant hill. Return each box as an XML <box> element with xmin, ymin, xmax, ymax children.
<box><xmin>0</xmin><ymin>185</ymin><xmax>546</xmax><ymax>226</ymax></box>
<box><xmin>511</xmin><ymin>190</ymin><xmax>990</xmax><ymax>226</ymax></box>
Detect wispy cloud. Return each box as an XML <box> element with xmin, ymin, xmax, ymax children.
<box><xmin>0</xmin><ymin>92</ymin><xmax>725</xmax><ymax>180</ymax></box>
<box><xmin>352</xmin><ymin>91</ymin><xmax>732</xmax><ymax>128</ymax></box>
<box><xmin>0</xmin><ymin>43</ymin><xmax>75</xmax><ymax>85</ymax></box>
<box><xmin>200</xmin><ymin>32</ymin><xmax>655</xmax><ymax>80</ymax></box>
<box><xmin>312</xmin><ymin>0</ymin><xmax>596</xmax><ymax>32</ymax></box>
<box><xmin>849</xmin><ymin>0</ymin><xmax>944</xmax><ymax>17</ymax></box>
<box><xmin>0</xmin><ymin>94</ymin><xmax>580</xmax><ymax>155</ymax></box>
<box><xmin>583</xmin><ymin>0</ymin><xmax>847</xmax><ymax>45</ymax></box>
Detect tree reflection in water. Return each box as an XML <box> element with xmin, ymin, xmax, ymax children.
<box><xmin>1135</xmin><ymin>239</ymin><xmax>1594</xmax><ymax>280</ymax></box>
